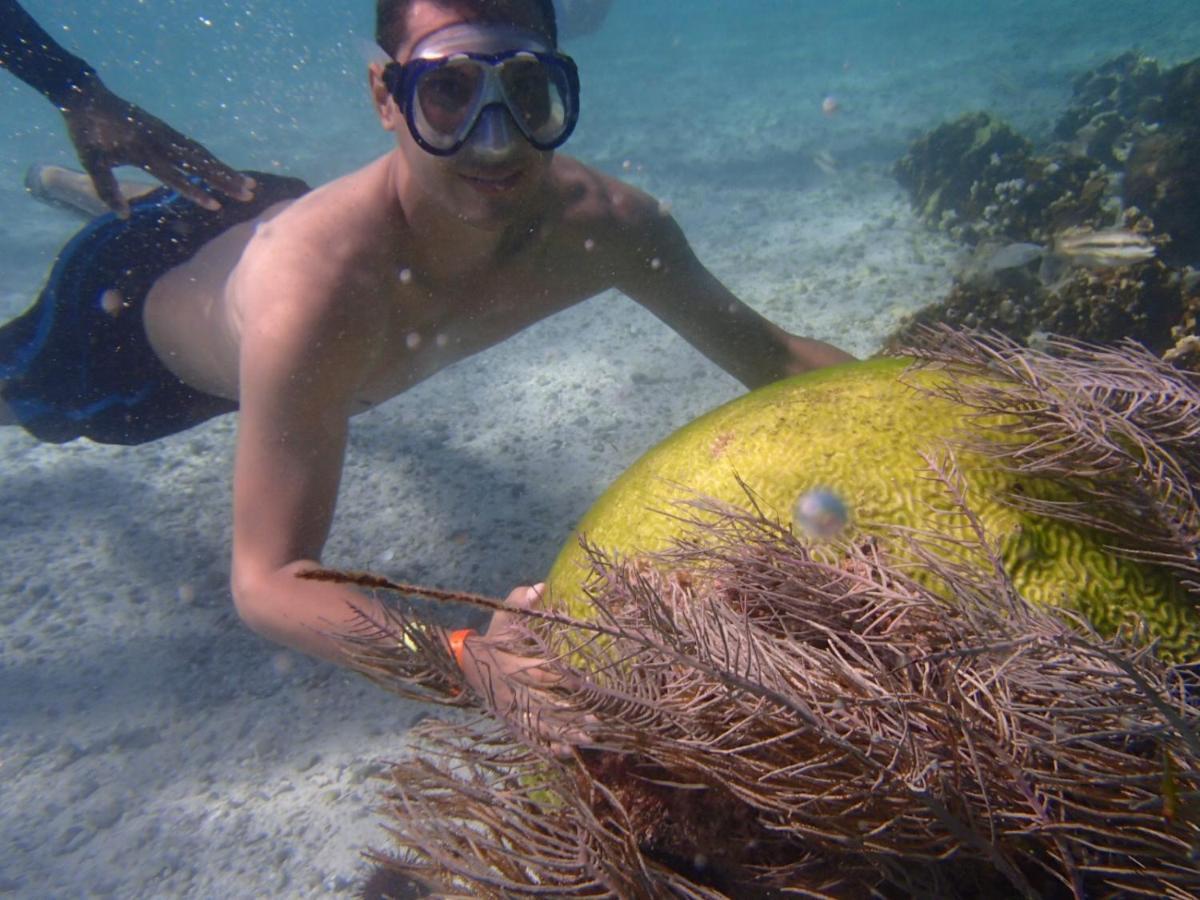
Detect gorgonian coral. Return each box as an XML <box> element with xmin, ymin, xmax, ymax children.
<box><xmin>317</xmin><ymin>331</ymin><xmax>1200</xmax><ymax>899</ymax></box>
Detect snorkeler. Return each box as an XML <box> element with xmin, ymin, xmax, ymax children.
<box><xmin>0</xmin><ymin>0</ymin><xmax>253</xmax><ymax>215</ymax></box>
<box><xmin>0</xmin><ymin>0</ymin><xmax>853</xmax><ymax>714</ymax></box>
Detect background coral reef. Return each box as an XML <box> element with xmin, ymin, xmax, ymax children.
<box><xmin>889</xmin><ymin>53</ymin><xmax>1200</xmax><ymax>368</ymax></box>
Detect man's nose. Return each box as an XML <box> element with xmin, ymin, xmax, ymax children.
<box><xmin>463</xmin><ymin>104</ymin><xmax>522</xmax><ymax>162</ymax></box>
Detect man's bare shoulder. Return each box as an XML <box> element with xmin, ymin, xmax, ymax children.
<box><xmin>548</xmin><ymin>156</ymin><xmax>691</xmax><ymax>289</ymax></box>
<box><xmin>244</xmin><ymin>158</ymin><xmax>397</xmax><ymax>273</ymax></box>
<box><xmin>229</xmin><ymin>158</ymin><xmax>400</xmax><ymax>332</ymax></box>
<box><xmin>551</xmin><ymin>155</ymin><xmax>666</xmax><ymax>234</ymax></box>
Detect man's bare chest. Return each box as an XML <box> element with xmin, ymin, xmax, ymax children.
<box><xmin>350</xmin><ymin>260</ymin><xmax>599</xmax><ymax>410</ymax></box>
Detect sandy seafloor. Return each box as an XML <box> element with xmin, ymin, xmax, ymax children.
<box><xmin>1</xmin><ymin>1</ymin><xmax>1198</xmax><ymax>896</ymax></box>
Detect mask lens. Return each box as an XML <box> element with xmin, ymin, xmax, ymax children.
<box><xmin>500</xmin><ymin>55</ymin><xmax>568</xmax><ymax>143</ymax></box>
<box><xmin>414</xmin><ymin>57</ymin><xmax>484</xmax><ymax>149</ymax></box>
<box><xmin>402</xmin><ymin>50</ymin><xmax>577</xmax><ymax>154</ymax></box>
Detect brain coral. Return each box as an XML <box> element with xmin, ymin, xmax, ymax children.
<box><xmin>547</xmin><ymin>356</ymin><xmax>1198</xmax><ymax>659</ymax></box>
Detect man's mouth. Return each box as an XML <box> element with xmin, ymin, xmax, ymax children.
<box><xmin>461</xmin><ymin>170</ymin><xmax>523</xmax><ymax>194</ymax></box>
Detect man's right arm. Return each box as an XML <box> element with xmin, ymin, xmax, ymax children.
<box><xmin>227</xmin><ymin>245</ymin><xmax>387</xmax><ymax>664</ymax></box>
<box><xmin>229</xmin><ymin>276</ymin><xmax>581</xmax><ymax>741</ymax></box>
<box><xmin>226</xmin><ymin>246</ymin><xmax>591</xmax><ymax>742</ymax></box>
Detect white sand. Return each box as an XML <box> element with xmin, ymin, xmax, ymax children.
<box><xmin>1</xmin><ymin>2</ymin><xmax>1197</xmax><ymax>896</ymax></box>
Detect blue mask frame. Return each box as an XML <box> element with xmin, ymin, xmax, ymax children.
<box><xmin>383</xmin><ymin>49</ymin><xmax>580</xmax><ymax>156</ymax></box>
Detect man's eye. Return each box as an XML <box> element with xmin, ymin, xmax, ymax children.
<box><xmin>505</xmin><ymin>65</ymin><xmax>549</xmax><ymax>102</ymax></box>
<box><xmin>422</xmin><ymin>73</ymin><xmax>474</xmax><ymax>108</ymax></box>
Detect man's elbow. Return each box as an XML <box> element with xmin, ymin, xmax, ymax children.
<box><xmin>229</xmin><ymin>564</ymin><xmax>299</xmax><ymax>641</ymax></box>
<box><xmin>230</xmin><ymin>569</ymin><xmax>273</xmax><ymax>637</ymax></box>
<box><xmin>230</xmin><ymin>559</ymin><xmax>349</xmax><ymax>665</ymax></box>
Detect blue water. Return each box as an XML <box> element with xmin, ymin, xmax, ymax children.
<box><xmin>2</xmin><ymin>1</ymin><xmax>1198</xmax><ymax>896</ymax></box>
<box><xmin>4</xmin><ymin>0</ymin><xmax>1198</xmax><ymax>294</ymax></box>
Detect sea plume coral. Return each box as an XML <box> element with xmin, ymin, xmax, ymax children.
<box><xmin>902</xmin><ymin>328</ymin><xmax>1200</xmax><ymax>593</ymax></box>
<box><xmin>316</xmin><ymin>332</ymin><xmax>1200</xmax><ymax>898</ymax></box>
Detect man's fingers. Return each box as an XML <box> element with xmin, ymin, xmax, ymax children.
<box><xmin>465</xmin><ymin>647</ymin><xmax>561</xmax><ymax>689</ymax></box>
<box><xmin>490</xmin><ymin>583</ymin><xmax>546</xmax><ymax>630</ymax></box>
<box><xmin>520</xmin><ymin>702</ymin><xmax>598</xmax><ymax>754</ymax></box>
<box><xmin>162</xmin><ymin>132</ymin><xmax>256</xmax><ymax>202</ymax></box>
<box><xmin>508</xmin><ymin>654</ymin><xmax>563</xmax><ymax>688</ymax></box>
<box><xmin>504</xmin><ymin>582</ymin><xmax>546</xmax><ymax>609</ymax></box>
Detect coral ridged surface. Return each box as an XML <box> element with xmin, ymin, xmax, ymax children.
<box><xmin>548</xmin><ymin>357</ymin><xmax>1197</xmax><ymax>657</ymax></box>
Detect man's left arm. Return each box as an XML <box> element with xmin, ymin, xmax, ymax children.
<box><xmin>614</xmin><ymin>206</ymin><xmax>854</xmax><ymax>388</ymax></box>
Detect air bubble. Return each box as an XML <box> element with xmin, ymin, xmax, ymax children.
<box><xmin>793</xmin><ymin>488</ymin><xmax>850</xmax><ymax>539</ymax></box>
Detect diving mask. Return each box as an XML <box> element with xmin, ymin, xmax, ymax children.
<box><xmin>383</xmin><ymin>23</ymin><xmax>580</xmax><ymax>156</ymax></box>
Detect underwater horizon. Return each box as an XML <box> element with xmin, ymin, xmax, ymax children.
<box><xmin>2</xmin><ymin>1</ymin><xmax>1199</xmax><ymax>896</ymax></box>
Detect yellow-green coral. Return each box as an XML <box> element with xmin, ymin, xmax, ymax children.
<box><xmin>547</xmin><ymin>357</ymin><xmax>1198</xmax><ymax>658</ymax></box>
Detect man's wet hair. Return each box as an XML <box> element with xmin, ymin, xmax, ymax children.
<box><xmin>376</xmin><ymin>0</ymin><xmax>558</xmax><ymax>58</ymax></box>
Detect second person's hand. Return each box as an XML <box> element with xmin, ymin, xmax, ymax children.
<box><xmin>59</xmin><ymin>73</ymin><xmax>256</xmax><ymax>217</ymax></box>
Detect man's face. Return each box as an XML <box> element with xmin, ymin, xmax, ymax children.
<box><xmin>386</xmin><ymin>2</ymin><xmax>557</xmax><ymax>230</ymax></box>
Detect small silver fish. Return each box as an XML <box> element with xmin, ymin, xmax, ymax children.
<box><xmin>976</xmin><ymin>227</ymin><xmax>1156</xmax><ymax>287</ymax></box>
<box><xmin>812</xmin><ymin>150</ymin><xmax>838</xmax><ymax>176</ymax></box>
<box><xmin>1051</xmin><ymin>227</ymin><xmax>1157</xmax><ymax>268</ymax></box>
<box><xmin>982</xmin><ymin>242</ymin><xmax>1044</xmax><ymax>272</ymax></box>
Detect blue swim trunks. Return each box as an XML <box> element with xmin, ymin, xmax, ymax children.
<box><xmin>0</xmin><ymin>171</ymin><xmax>309</xmax><ymax>445</ymax></box>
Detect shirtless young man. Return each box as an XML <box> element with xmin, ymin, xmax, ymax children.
<box><xmin>0</xmin><ymin>0</ymin><xmax>852</xmax><ymax>695</ymax></box>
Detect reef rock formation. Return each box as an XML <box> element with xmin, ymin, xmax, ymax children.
<box><xmin>886</xmin><ymin>250</ymin><xmax>1186</xmax><ymax>355</ymax></box>
<box><xmin>1052</xmin><ymin>51</ymin><xmax>1165</xmax><ymax>166</ymax></box>
<box><xmin>893</xmin><ymin>112</ymin><xmax>1109</xmax><ymax>246</ymax></box>
<box><xmin>891</xmin><ymin>52</ymin><xmax>1200</xmax><ymax>363</ymax></box>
